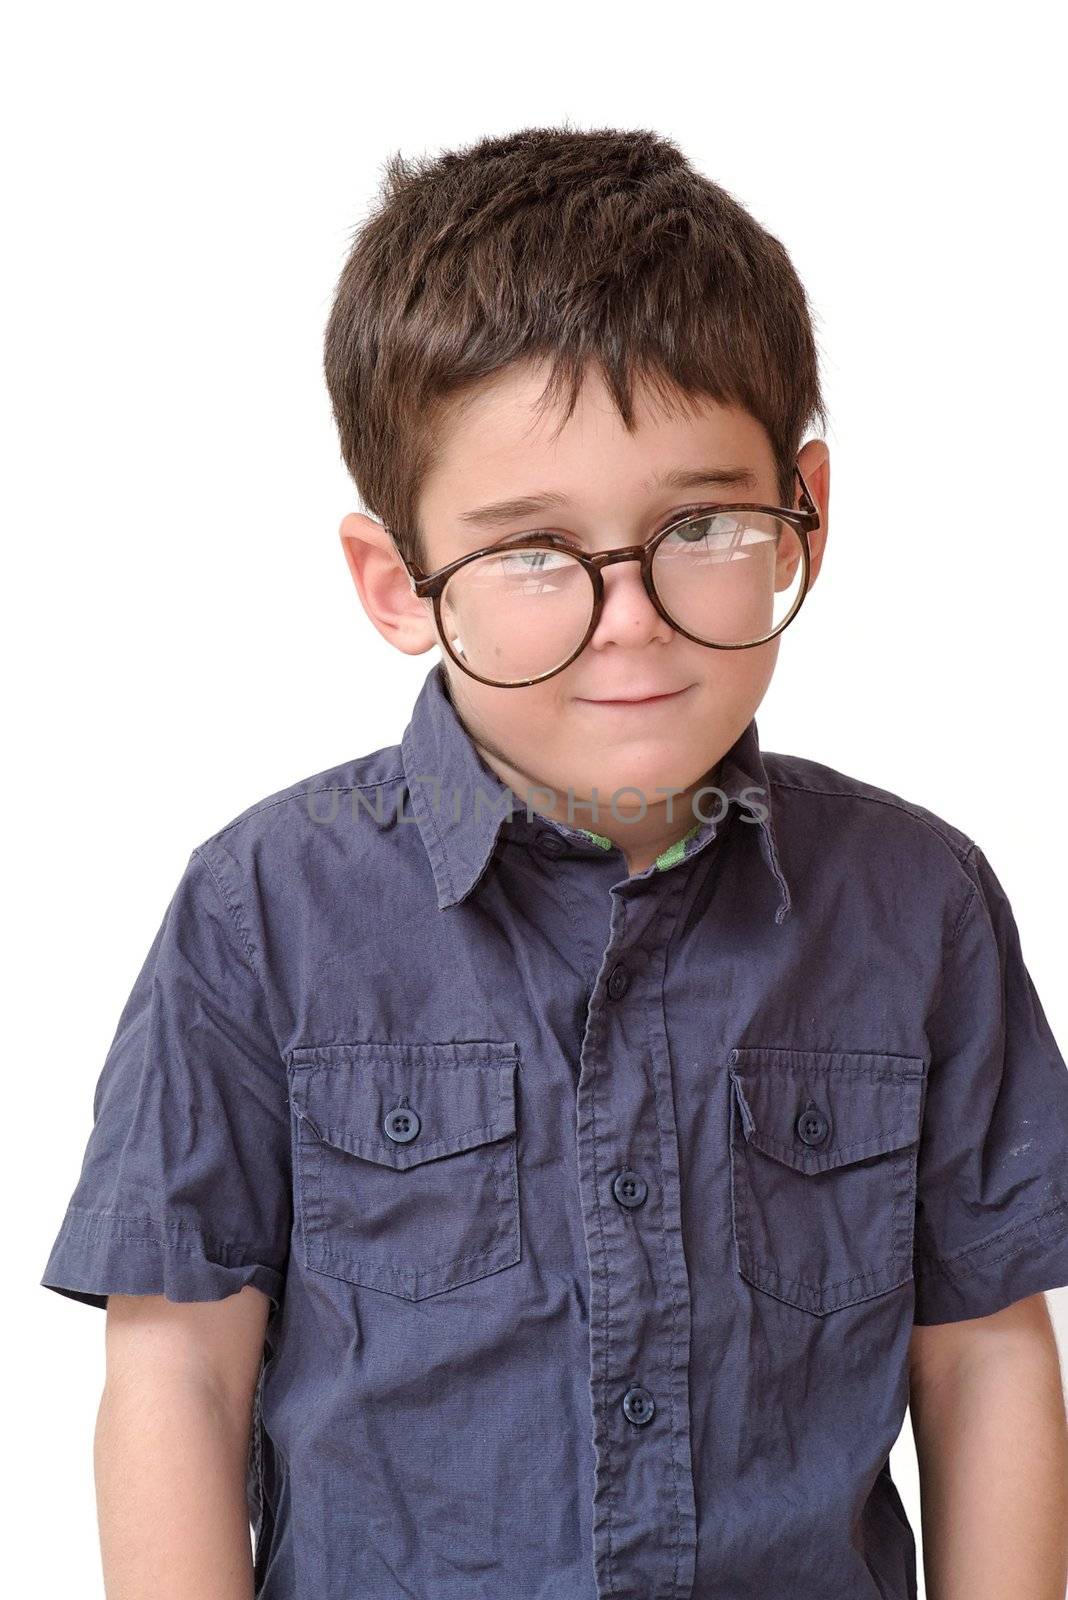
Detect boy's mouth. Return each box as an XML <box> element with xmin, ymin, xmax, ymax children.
<box><xmin>577</xmin><ymin>685</ymin><xmax>695</xmax><ymax>707</ymax></box>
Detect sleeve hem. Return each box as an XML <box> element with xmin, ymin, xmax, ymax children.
<box><xmin>912</xmin><ymin>1196</ymin><xmax>1068</xmax><ymax>1324</ymax></box>
<box><xmin>40</xmin><ymin>1204</ymin><xmax>286</xmax><ymax>1312</ymax></box>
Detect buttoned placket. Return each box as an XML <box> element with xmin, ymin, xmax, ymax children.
<box><xmin>526</xmin><ymin>817</ymin><xmax>726</xmax><ymax>1599</ymax></box>
<box><xmin>580</xmin><ymin>858</ymin><xmax>700</xmax><ymax>1597</ymax></box>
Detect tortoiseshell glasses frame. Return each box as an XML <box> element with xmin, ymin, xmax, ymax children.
<box><xmin>388</xmin><ymin>462</ymin><xmax>821</xmax><ymax>689</ymax></box>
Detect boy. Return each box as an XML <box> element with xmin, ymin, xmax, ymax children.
<box><xmin>41</xmin><ymin>125</ymin><xmax>1068</xmax><ymax>1599</ymax></box>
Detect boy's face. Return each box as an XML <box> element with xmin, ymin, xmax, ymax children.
<box><xmin>341</xmin><ymin>359</ymin><xmax>829</xmax><ymax>862</ymax></box>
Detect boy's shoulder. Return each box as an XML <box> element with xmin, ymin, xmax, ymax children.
<box><xmin>759</xmin><ymin>746</ymin><xmax>979</xmax><ymax>875</ymax></box>
<box><xmin>190</xmin><ymin>739</ymin><xmax>408</xmax><ymax>862</ymax></box>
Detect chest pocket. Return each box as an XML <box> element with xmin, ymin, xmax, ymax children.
<box><xmin>289</xmin><ymin>1040</ymin><xmax>520</xmax><ymax>1300</ymax></box>
<box><xmin>728</xmin><ymin>1047</ymin><xmax>927</xmax><ymax>1316</ymax></box>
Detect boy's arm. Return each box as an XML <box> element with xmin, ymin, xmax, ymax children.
<box><xmin>96</xmin><ymin>1286</ymin><xmax>270</xmax><ymax>1600</ymax></box>
<box><xmin>908</xmin><ymin>1292</ymin><xmax>1068</xmax><ymax>1600</ymax></box>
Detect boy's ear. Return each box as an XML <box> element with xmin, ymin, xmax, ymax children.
<box><xmin>796</xmin><ymin>441</ymin><xmax>831</xmax><ymax>590</ymax></box>
<box><xmin>338</xmin><ymin>511</ymin><xmax>438</xmax><ymax>657</ymax></box>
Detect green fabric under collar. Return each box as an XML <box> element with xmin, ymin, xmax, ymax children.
<box><xmin>576</xmin><ymin>821</ymin><xmax>701</xmax><ymax>870</ymax></box>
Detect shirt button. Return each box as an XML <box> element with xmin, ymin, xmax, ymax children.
<box><xmin>622</xmin><ymin>1385</ymin><xmax>656</xmax><ymax>1426</ymax></box>
<box><xmin>536</xmin><ymin>830</ymin><xmax>567</xmax><ymax>858</ymax></box>
<box><xmin>384</xmin><ymin>1105</ymin><xmax>421</xmax><ymax>1144</ymax></box>
<box><xmin>795</xmin><ymin>1101</ymin><xmax>830</xmax><ymax>1146</ymax></box>
<box><xmin>607</xmin><ymin>964</ymin><xmax>630</xmax><ymax>1000</ymax></box>
<box><xmin>612</xmin><ymin>1169</ymin><xmax>648</xmax><ymax>1209</ymax></box>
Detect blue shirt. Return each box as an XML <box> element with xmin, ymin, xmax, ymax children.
<box><xmin>41</xmin><ymin>659</ymin><xmax>1068</xmax><ymax>1599</ymax></box>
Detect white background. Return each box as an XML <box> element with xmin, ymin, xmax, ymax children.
<box><xmin>5</xmin><ymin>4</ymin><xmax>1065</xmax><ymax>1593</ymax></box>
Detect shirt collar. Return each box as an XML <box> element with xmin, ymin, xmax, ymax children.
<box><xmin>400</xmin><ymin>660</ymin><xmax>792</xmax><ymax>924</ymax></box>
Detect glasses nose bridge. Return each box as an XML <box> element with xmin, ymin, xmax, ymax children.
<box><xmin>590</xmin><ymin>542</ymin><xmax>651</xmax><ymax>576</ymax></box>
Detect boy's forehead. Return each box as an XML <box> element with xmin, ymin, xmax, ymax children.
<box><xmin>420</xmin><ymin>363</ymin><xmax>776</xmax><ymax>527</ymax></box>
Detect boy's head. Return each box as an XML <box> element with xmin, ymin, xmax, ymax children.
<box><xmin>324</xmin><ymin>124</ymin><xmax>830</xmax><ymax>862</ymax></box>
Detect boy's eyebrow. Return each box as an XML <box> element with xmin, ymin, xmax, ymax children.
<box><xmin>456</xmin><ymin>465</ymin><xmax>762</xmax><ymax>528</ymax></box>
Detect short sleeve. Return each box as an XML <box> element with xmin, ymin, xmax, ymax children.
<box><xmin>40</xmin><ymin>845</ymin><xmax>292</xmax><ymax>1312</ymax></box>
<box><xmin>912</xmin><ymin>842</ymin><xmax>1068</xmax><ymax>1324</ymax></box>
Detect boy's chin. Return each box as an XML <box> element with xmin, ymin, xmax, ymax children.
<box><xmin>551</xmin><ymin>756</ymin><xmax>709</xmax><ymax>810</ymax></box>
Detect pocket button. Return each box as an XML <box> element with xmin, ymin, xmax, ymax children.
<box><xmin>383</xmin><ymin>1104</ymin><xmax>421</xmax><ymax>1144</ymax></box>
<box><xmin>795</xmin><ymin>1100</ymin><xmax>831</xmax><ymax>1147</ymax></box>
<box><xmin>613</xmin><ymin>1168</ymin><xmax>648</xmax><ymax>1209</ymax></box>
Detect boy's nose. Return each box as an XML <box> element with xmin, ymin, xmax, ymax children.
<box><xmin>587</xmin><ymin>557</ymin><xmax>676</xmax><ymax>649</ymax></box>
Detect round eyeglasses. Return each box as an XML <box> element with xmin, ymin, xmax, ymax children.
<box><xmin>391</xmin><ymin>464</ymin><xmax>820</xmax><ymax>689</ymax></box>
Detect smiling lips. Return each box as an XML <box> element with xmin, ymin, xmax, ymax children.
<box><xmin>580</xmin><ymin>685</ymin><xmax>693</xmax><ymax>706</ymax></box>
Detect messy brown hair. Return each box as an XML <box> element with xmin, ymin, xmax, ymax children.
<box><xmin>323</xmin><ymin>123</ymin><xmax>828</xmax><ymax>569</ymax></box>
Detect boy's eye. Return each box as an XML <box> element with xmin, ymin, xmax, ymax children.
<box><xmin>669</xmin><ymin>509</ymin><xmax>743</xmax><ymax>543</ymax></box>
<box><xmin>496</xmin><ymin>546</ymin><xmax>575</xmax><ymax>576</ymax></box>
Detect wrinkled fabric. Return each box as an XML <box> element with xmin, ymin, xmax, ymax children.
<box><xmin>41</xmin><ymin>658</ymin><xmax>1068</xmax><ymax>1599</ymax></box>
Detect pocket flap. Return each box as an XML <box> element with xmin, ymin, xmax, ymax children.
<box><xmin>289</xmin><ymin>1040</ymin><xmax>519</xmax><ymax>1171</ymax></box>
<box><xmin>728</xmin><ymin>1046</ymin><xmax>926</xmax><ymax>1174</ymax></box>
